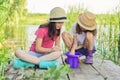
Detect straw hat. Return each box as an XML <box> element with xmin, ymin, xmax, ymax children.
<box><xmin>77</xmin><ymin>11</ymin><xmax>96</xmax><ymax>30</ymax></box>
<box><xmin>49</xmin><ymin>7</ymin><xmax>67</xmax><ymax>22</ymax></box>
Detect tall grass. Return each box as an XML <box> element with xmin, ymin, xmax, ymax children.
<box><xmin>20</xmin><ymin>13</ymin><xmax>48</xmax><ymax>25</ymax></box>
<box><xmin>96</xmin><ymin>7</ymin><xmax>120</xmax><ymax>64</ymax></box>
<box><xmin>117</xmin><ymin>5</ymin><xmax>120</xmax><ymax>64</ymax></box>
<box><xmin>65</xmin><ymin>5</ymin><xmax>86</xmax><ymax>31</ymax></box>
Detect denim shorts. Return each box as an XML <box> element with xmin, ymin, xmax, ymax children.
<box><xmin>75</xmin><ymin>41</ymin><xmax>97</xmax><ymax>55</ymax></box>
<box><xmin>75</xmin><ymin>45</ymin><xmax>97</xmax><ymax>55</ymax></box>
<box><xmin>75</xmin><ymin>47</ymin><xmax>87</xmax><ymax>55</ymax></box>
<box><xmin>29</xmin><ymin>51</ymin><xmax>48</xmax><ymax>57</ymax></box>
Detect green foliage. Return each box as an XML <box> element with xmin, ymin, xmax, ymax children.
<box><xmin>96</xmin><ymin>14</ymin><xmax>117</xmax><ymax>25</ymax></box>
<box><xmin>0</xmin><ymin>0</ymin><xmax>27</xmax><ymax>40</ymax></box>
<box><xmin>65</xmin><ymin>5</ymin><xmax>86</xmax><ymax>31</ymax></box>
<box><xmin>96</xmin><ymin>12</ymin><xmax>120</xmax><ymax>64</ymax></box>
<box><xmin>117</xmin><ymin>9</ymin><xmax>120</xmax><ymax>64</ymax></box>
<box><xmin>0</xmin><ymin>0</ymin><xmax>27</xmax><ymax>79</ymax></box>
<box><xmin>0</xmin><ymin>43</ymin><xmax>12</xmax><ymax>79</ymax></box>
<box><xmin>22</xmin><ymin>65</ymin><xmax>73</xmax><ymax>80</ymax></box>
<box><xmin>0</xmin><ymin>0</ymin><xmax>9</xmax><ymax>26</ymax></box>
<box><xmin>19</xmin><ymin>13</ymin><xmax>49</xmax><ymax>25</ymax></box>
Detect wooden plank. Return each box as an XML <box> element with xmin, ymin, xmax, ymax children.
<box><xmin>69</xmin><ymin>62</ymin><xmax>104</xmax><ymax>80</ymax></box>
<box><xmin>92</xmin><ymin>58</ymin><xmax>120</xmax><ymax>80</ymax></box>
<box><xmin>5</xmin><ymin>55</ymin><xmax>69</xmax><ymax>80</ymax></box>
<box><xmin>90</xmin><ymin>64</ymin><xmax>108</xmax><ymax>80</ymax></box>
<box><xmin>60</xmin><ymin>55</ymin><xmax>70</xmax><ymax>80</ymax></box>
<box><xmin>5</xmin><ymin>62</ymin><xmax>24</xmax><ymax>80</ymax></box>
<box><xmin>62</xmin><ymin>55</ymin><xmax>104</xmax><ymax>80</ymax></box>
<box><xmin>5</xmin><ymin>55</ymin><xmax>120</xmax><ymax>80</ymax></box>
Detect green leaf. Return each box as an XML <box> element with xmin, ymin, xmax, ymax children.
<box><xmin>0</xmin><ymin>6</ymin><xmax>8</xmax><ymax>11</ymax></box>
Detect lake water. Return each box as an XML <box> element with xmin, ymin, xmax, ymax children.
<box><xmin>25</xmin><ymin>25</ymin><xmax>39</xmax><ymax>50</ymax></box>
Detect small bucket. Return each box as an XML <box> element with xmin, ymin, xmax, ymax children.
<box><xmin>66</xmin><ymin>52</ymin><xmax>82</xmax><ymax>68</ymax></box>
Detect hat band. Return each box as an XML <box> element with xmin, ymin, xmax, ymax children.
<box><xmin>79</xmin><ymin>18</ymin><xmax>95</xmax><ymax>28</ymax></box>
<box><xmin>50</xmin><ymin>17</ymin><xmax>67</xmax><ymax>20</ymax></box>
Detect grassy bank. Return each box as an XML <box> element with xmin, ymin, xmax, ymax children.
<box><xmin>20</xmin><ymin>13</ymin><xmax>49</xmax><ymax>25</ymax></box>
<box><xmin>20</xmin><ymin>13</ymin><xmax>119</xmax><ymax>25</ymax></box>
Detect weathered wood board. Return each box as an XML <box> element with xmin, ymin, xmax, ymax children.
<box><xmin>5</xmin><ymin>56</ymin><xmax>120</xmax><ymax>80</ymax></box>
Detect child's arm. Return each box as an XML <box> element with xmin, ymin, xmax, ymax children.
<box><xmin>35</xmin><ymin>37</ymin><xmax>52</xmax><ymax>53</ymax></box>
<box><xmin>55</xmin><ymin>36</ymin><xmax>60</xmax><ymax>47</ymax></box>
<box><xmin>54</xmin><ymin>36</ymin><xmax>61</xmax><ymax>51</ymax></box>
<box><xmin>69</xmin><ymin>36</ymin><xmax>77</xmax><ymax>55</ymax></box>
<box><xmin>73</xmin><ymin>36</ymin><xmax>83</xmax><ymax>50</ymax></box>
<box><xmin>35</xmin><ymin>37</ymin><xmax>60</xmax><ymax>53</ymax></box>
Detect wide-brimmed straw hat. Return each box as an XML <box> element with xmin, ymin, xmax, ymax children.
<box><xmin>49</xmin><ymin>7</ymin><xmax>67</xmax><ymax>22</ymax></box>
<box><xmin>77</xmin><ymin>11</ymin><xmax>96</xmax><ymax>30</ymax></box>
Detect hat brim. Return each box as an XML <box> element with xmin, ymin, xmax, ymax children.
<box><xmin>49</xmin><ymin>19</ymin><xmax>68</xmax><ymax>22</ymax></box>
<box><xmin>77</xmin><ymin>18</ymin><xmax>96</xmax><ymax>31</ymax></box>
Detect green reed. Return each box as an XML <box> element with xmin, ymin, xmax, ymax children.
<box><xmin>65</xmin><ymin>5</ymin><xmax>85</xmax><ymax>31</ymax></box>
<box><xmin>97</xmin><ymin>11</ymin><xmax>120</xmax><ymax>64</ymax></box>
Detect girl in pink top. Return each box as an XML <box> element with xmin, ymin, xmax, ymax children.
<box><xmin>14</xmin><ymin>7</ymin><xmax>67</xmax><ymax>69</ymax></box>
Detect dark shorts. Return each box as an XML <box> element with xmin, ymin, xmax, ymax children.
<box><xmin>75</xmin><ymin>47</ymin><xmax>96</xmax><ymax>55</ymax></box>
<box><xmin>75</xmin><ymin>47</ymin><xmax>87</xmax><ymax>55</ymax></box>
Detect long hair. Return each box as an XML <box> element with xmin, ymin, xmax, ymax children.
<box><xmin>75</xmin><ymin>23</ymin><xmax>97</xmax><ymax>36</ymax></box>
<box><xmin>76</xmin><ymin>23</ymin><xmax>82</xmax><ymax>34</ymax></box>
<box><xmin>39</xmin><ymin>22</ymin><xmax>60</xmax><ymax>40</ymax></box>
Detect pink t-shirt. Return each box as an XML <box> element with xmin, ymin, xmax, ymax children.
<box><xmin>30</xmin><ymin>27</ymin><xmax>58</xmax><ymax>52</ymax></box>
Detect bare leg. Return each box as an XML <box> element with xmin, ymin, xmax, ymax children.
<box><xmin>62</xmin><ymin>32</ymin><xmax>74</xmax><ymax>50</ymax></box>
<box><xmin>83</xmin><ymin>38</ymin><xmax>88</xmax><ymax>49</ymax></box>
<box><xmin>84</xmin><ymin>32</ymin><xmax>94</xmax><ymax>63</ymax></box>
<box><xmin>15</xmin><ymin>50</ymin><xmax>62</xmax><ymax>65</ymax></box>
<box><xmin>85</xmin><ymin>32</ymin><xmax>94</xmax><ymax>50</ymax></box>
<box><xmin>38</xmin><ymin>51</ymin><xmax>61</xmax><ymax>61</ymax></box>
<box><xmin>15</xmin><ymin>50</ymin><xmax>40</xmax><ymax>64</ymax></box>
